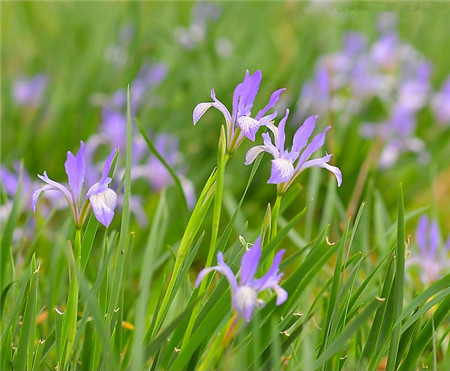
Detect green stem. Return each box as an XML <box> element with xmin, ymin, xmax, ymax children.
<box><xmin>270</xmin><ymin>194</ymin><xmax>282</xmax><ymax>241</ymax></box>
<box><xmin>60</xmin><ymin>228</ymin><xmax>81</xmax><ymax>370</ymax></box>
<box><xmin>151</xmin><ymin>167</ymin><xmax>219</xmax><ymax>338</ymax></box>
<box><xmin>181</xmin><ymin>126</ymin><xmax>228</xmax><ymax>347</ymax></box>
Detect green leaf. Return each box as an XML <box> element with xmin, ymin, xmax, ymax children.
<box><xmin>14</xmin><ymin>255</ymin><xmax>38</xmax><ymax>371</ymax></box>
<box><xmin>313</xmin><ymin>297</ymin><xmax>385</xmax><ymax>368</ymax></box>
<box><xmin>386</xmin><ymin>184</ymin><xmax>405</xmax><ymax>371</ymax></box>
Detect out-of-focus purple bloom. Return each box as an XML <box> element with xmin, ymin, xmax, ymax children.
<box><xmin>398</xmin><ymin>62</ymin><xmax>431</xmax><ymax>112</ymax></box>
<box><xmin>195</xmin><ymin>237</ymin><xmax>287</xmax><ymax>322</ymax></box>
<box><xmin>175</xmin><ymin>1</ymin><xmax>221</xmax><ymax>50</ymax></box>
<box><xmin>12</xmin><ymin>74</ymin><xmax>48</xmax><ymax>107</ymax></box>
<box><xmin>32</xmin><ymin>141</ymin><xmax>118</xmax><ymax>228</ymax></box>
<box><xmin>431</xmin><ymin>76</ymin><xmax>450</xmax><ymax>125</ymax></box>
<box><xmin>408</xmin><ymin>215</ymin><xmax>450</xmax><ymax>285</ymax></box>
<box><xmin>131</xmin><ymin>134</ymin><xmax>197</xmax><ymax>209</ymax></box>
<box><xmin>193</xmin><ymin>70</ymin><xmax>285</xmax><ymax>153</ymax></box>
<box><xmin>362</xmin><ymin>103</ymin><xmax>427</xmax><ymax>169</ymax></box>
<box><xmin>245</xmin><ymin>110</ymin><xmax>342</xmax><ymax>193</ymax></box>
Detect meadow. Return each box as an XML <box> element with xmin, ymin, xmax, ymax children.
<box><xmin>1</xmin><ymin>2</ymin><xmax>450</xmax><ymax>370</ymax></box>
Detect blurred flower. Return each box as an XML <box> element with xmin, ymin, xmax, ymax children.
<box><xmin>32</xmin><ymin>141</ymin><xmax>118</xmax><ymax>228</ymax></box>
<box><xmin>431</xmin><ymin>76</ymin><xmax>450</xmax><ymax>125</ymax></box>
<box><xmin>193</xmin><ymin>69</ymin><xmax>285</xmax><ymax>153</ymax></box>
<box><xmin>174</xmin><ymin>1</ymin><xmax>221</xmax><ymax>50</ymax></box>
<box><xmin>408</xmin><ymin>215</ymin><xmax>450</xmax><ymax>285</ymax></box>
<box><xmin>12</xmin><ymin>74</ymin><xmax>48</xmax><ymax>106</ymax></box>
<box><xmin>245</xmin><ymin>110</ymin><xmax>342</xmax><ymax>193</ymax></box>
<box><xmin>195</xmin><ymin>237</ymin><xmax>287</xmax><ymax>322</ymax></box>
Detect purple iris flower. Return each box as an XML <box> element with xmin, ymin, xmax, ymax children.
<box><xmin>408</xmin><ymin>215</ymin><xmax>450</xmax><ymax>285</ymax></box>
<box><xmin>32</xmin><ymin>141</ymin><xmax>118</xmax><ymax>228</ymax></box>
<box><xmin>193</xmin><ymin>70</ymin><xmax>285</xmax><ymax>153</ymax></box>
<box><xmin>245</xmin><ymin>109</ymin><xmax>342</xmax><ymax>193</ymax></box>
<box><xmin>431</xmin><ymin>76</ymin><xmax>450</xmax><ymax>125</ymax></box>
<box><xmin>12</xmin><ymin>74</ymin><xmax>48</xmax><ymax>107</ymax></box>
<box><xmin>195</xmin><ymin>237</ymin><xmax>287</xmax><ymax>322</ymax></box>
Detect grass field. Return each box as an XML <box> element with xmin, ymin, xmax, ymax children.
<box><xmin>1</xmin><ymin>2</ymin><xmax>449</xmax><ymax>370</ymax></box>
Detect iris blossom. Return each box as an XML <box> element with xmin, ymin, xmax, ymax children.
<box><xmin>408</xmin><ymin>215</ymin><xmax>450</xmax><ymax>285</ymax></box>
<box><xmin>195</xmin><ymin>237</ymin><xmax>287</xmax><ymax>322</ymax></box>
<box><xmin>32</xmin><ymin>141</ymin><xmax>118</xmax><ymax>228</ymax></box>
<box><xmin>245</xmin><ymin>109</ymin><xmax>342</xmax><ymax>194</ymax></box>
<box><xmin>193</xmin><ymin>70</ymin><xmax>285</xmax><ymax>153</ymax></box>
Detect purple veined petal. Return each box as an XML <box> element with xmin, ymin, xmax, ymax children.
<box><xmin>298</xmin><ymin>154</ymin><xmax>342</xmax><ymax>187</ymax></box>
<box><xmin>231</xmin><ymin>71</ymin><xmax>249</xmax><ymax>120</ymax></box>
<box><xmin>237</xmin><ymin>70</ymin><xmax>262</xmax><ymax>117</ymax></box>
<box><xmin>31</xmin><ymin>184</ymin><xmax>55</xmax><ymax>212</ymax></box>
<box><xmin>0</xmin><ymin>167</ymin><xmax>18</xmax><ymax>195</ymax></box>
<box><xmin>245</xmin><ymin>145</ymin><xmax>269</xmax><ymax>165</ymax></box>
<box><xmin>258</xmin><ymin>112</ymin><xmax>278</xmax><ymax>128</ymax></box>
<box><xmin>239</xmin><ymin>238</ymin><xmax>262</xmax><ymax>285</ymax></box>
<box><xmin>88</xmin><ymin>186</ymin><xmax>117</xmax><ymax>227</ymax></box>
<box><xmin>429</xmin><ymin>220</ymin><xmax>440</xmax><ymax>257</ymax></box>
<box><xmin>64</xmin><ymin>141</ymin><xmax>86</xmax><ymax>204</ymax></box>
<box><xmin>35</xmin><ymin>171</ymin><xmax>73</xmax><ymax>208</ymax></box>
<box><xmin>193</xmin><ymin>102</ymin><xmax>215</xmax><ymax>125</ymax></box>
<box><xmin>416</xmin><ymin>215</ymin><xmax>428</xmax><ymax>256</ymax></box>
<box><xmin>268</xmin><ymin>158</ymin><xmax>295</xmax><ymax>184</ymax></box>
<box><xmin>291</xmin><ymin>115</ymin><xmax>318</xmax><ymax>154</ymax></box>
<box><xmin>251</xmin><ymin>249</ymin><xmax>285</xmax><ymax>291</ymax></box>
<box><xmin>99</xmin><ymin>148</ymin><xmax>118</xmax><ymax>186</ymax></box>
<box><xmin>261</xmin><ymin>133</ymin><xmax>280</xmax><ymax>159</ymax></box>
<box><xmin>236</xmin><ymin>115</ymin><xmax>260</xmax><ymax>141</ymax></box>
<box><xmin>296</xmin><ymin>126</ymin><xmax>330</xmax><ymax>169</ymax></box>
<box><xmin>255</xmin><ymin>88</ymin><xmax>286</xmax><ymax>121</ymax></box>
<box><xmin>273</xmin><ymin>285</ymin><xmax>288</xmax><ymax>305</ymax></box>
<box><xmin>234</xmin><ymin>286</ymin><xmax>258</xmax><ymax>322</ymax></box>
<box><xmin>275</xmin><ymin>109</ymin><xmax>289</xmax><ymax>152</ymax></box>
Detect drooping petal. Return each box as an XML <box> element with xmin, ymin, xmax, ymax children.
<box><xmin>193</xmin><ymin>89</ymin><xmax>233</xmax><ymax>129</ymax></box>
<box><xmin>237</xmin><ymin>115</ymin><xmax>260</xmax><ymax>141</ymax></box>
<box><xmin>36</xmin><ymin>172</ymin><xmax>73</xmax><ymax>207</ymax></box>
<box><xmin>234</xmin><ymin>286</ymin><xmax>258</xmax><ymax>322</ymax></box>
<box><xmin>268</xmin><ymin>158</ymin><xmax>295</xmax><ymax>184</ymax></box>
<box><xmin>291</xmin><ymin>115</ymin><xmax>318</xmax><ymax>154</ymax></box>
<box><xmin>255</xmin><ymin>88</ymin><xmax>286</xmax><ymax>121</ymax></box>
<box><xmin>216</xmin><ymin>252</ymin><xmax>239</xmax><ymax>293</ymax></box>
<box><xmin>296</xmin><ymin>126</ymin><xmax>330</xmax><ymax>169</ymax></box>
<box><xmin>273</xmin><ymin>285</ymin><xmax>288</xmax><ymax>305</ymax></box>
<box><xmin>64</xmin><ymin>141</ymin><xmax>86</xmax><ymax>203</ymax></box>
<box><xmin>195</xmin><ymin>266</ymin><xmax>220</xmax><ymax>288</ymax></box>
<box><xmin>298</xmin><ymin>154</ymin><xmax>342</xmax><ymax>187</ymax></box>
<box><xmin>245</xmin><ymin>145</ymin><xmax>270</xmax><ymax>165</ymax></box>
<box><xmin>88</xmin><ymin>186</ymin><xmax>117</xmax><ymax>227</ymax></box>
<box><xmin>251</xmin><ymin>249</ymin><xmax>285</xmax><ymax>291</ymax></box>
<box><xmin>240</xmin><ymin>238</ymin><xmax>262</xmax><ymax>285</ymax></box>
<box><xmin>31</xmin><ymin>184</ymin><xmax>54</xmax><ymax>212</ymax></box>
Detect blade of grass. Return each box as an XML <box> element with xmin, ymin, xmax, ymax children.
<box><xmin>313</xmin><ymin>297</ymin><xmax>385</xmax><ymax>369</ymax></box>
<box><xmin>386</xmin><ymin>184</ymin><xmax>405</xmax><ymax>371</ymax></box>
<box><xmin>14</xmin><ymin>254</ymin><xmax>38</xmax><ymax>371</ymax></box>
<box><xmin>131</xmin><ymin>190</ymin><xmax>168</xmax><ymax>371</ymax></box>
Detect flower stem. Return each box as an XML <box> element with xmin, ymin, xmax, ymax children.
<box><xmin>151</xmin><ymin>166</ymin><xmax>220</xmax><ymax>338</ymax></box>
<box><xmin>270</xmin><ymin>194</ymin><xmax>283</xmax><ymax>241</ymax></box>
<box><xmin>181</xmin><ymin>126</ymin><xmax>227</xmax><ymax>347</ymax></box>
